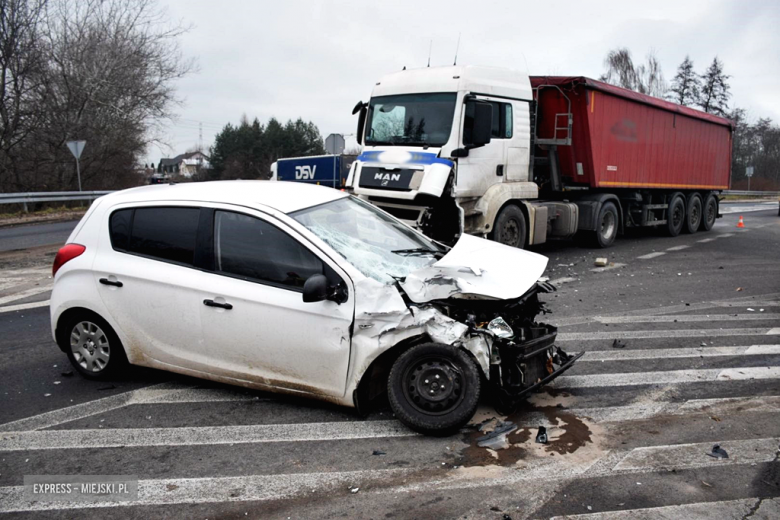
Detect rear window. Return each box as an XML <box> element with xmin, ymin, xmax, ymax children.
<box><xmin>109</xmin><ymin>207</ymin><xmax>200</xmax><ymax>266</ymax></box>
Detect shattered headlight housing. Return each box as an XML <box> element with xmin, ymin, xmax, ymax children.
<box><xmin>487</xmin><ymin>316</ymin><xmax>514</xmax><ymax>339</ymax></box>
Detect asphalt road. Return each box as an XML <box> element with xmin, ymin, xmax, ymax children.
<box><xmin>0</xmin><ymin>206</ymin><xmax>779</xmax><ymax>518</ymax></box>
<box><xmin>0</xmin><ymin>221</ymin><xmax>79</xmax><ymax>253</ymax></box>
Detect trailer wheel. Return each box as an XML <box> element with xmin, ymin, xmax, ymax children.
<box><xmin>666</xmin><ymin>194</ymin><xmax>685</xmax><ymax>237</ymax></box>
<box><xmin>684</xmin><ymin>194</ymin><xmax>703</xmax><ymax>234</ymax></box>
<box><xmin>700</xmin><ymin>194</ymin><xmax>718</xmax><ymax>231</ymax></box>
<box><xmin>492</xmin><ymin>204</ymin><xmax>526</xmax><ymax>249</ymax></box>
<box><xmin>594</xmin><ymin>201</ymin><xmax>619</xmax><ymax>248</ymax></box>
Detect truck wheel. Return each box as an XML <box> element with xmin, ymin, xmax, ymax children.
<box><xmin>666</xmin><ymin>194</ymin><xmax>685</xmax><ymax>237</ymax></box>
<box><xmin>684</xmin><ymin>194</ymin><xmax>703</xmax><ymax>234</ymax></box>
<box><xmin>700</xmin><ymin>194</ymin><xmax>718</xmax><ymax>231</ymax></box>
<box><xmin>492</xmin><ymin>205</ymin><xmax>526</xmax><ymax>249</ymax></box>
<box><xmin>387</xmin><ymin>343</ymin><xmax>481</xmax><ymax>436</ymax></box>
<box><xmin>594</xmin><ymin>201</ymin><xmax>619</xmax><ymax>248</ymax></box>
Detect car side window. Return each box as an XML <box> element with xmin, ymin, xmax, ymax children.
<box><xmin>109</xmin><ymin>207</ymin><xmax>200</xmax><ymax>266</ymax></box>
<box><xmin>214</xmin><ymin>211</ymin><xmax>324</xmax><ymax>290</ymax></box>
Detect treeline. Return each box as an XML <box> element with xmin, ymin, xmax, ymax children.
<box><xmin>0</xmin><ymin>0</ymin><xmax>192</xmax><ymax>193</ymax></box>
<box><xmin>208</xmin><ymin>117</ymin><xmax>325</xmax><ymax>180</ymax></box>
<box><xmin>601</xmin><ymin>49</ymin><xmax>780</xmax><ymax>190</ymax></box>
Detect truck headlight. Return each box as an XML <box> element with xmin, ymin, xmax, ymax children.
<box><xmin>487</xmin><ymin>316</ymin><xmax>514</xmax><ymax>339</ymax></box>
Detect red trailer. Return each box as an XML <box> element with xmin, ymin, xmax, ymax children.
<box><xmin>529</xmin><ymin>76</ymin><xmax>734</xmax><ymax>246</ymax></box>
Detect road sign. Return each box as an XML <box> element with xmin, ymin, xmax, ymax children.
<box><xmin>746</xmin><ymin>166</ymin><xmax>754</xmax><ymax>178</ymax></box>
<box><xmin>66</xmin><ymin>140</ymin><xmax>86</xmax><ymax>191</ymax></box>
<box><xmin>66</xmin><ymin>140</ymin><xmax>86</xmax><ymax>160</ymax></box>
<box><xmin>325</xmin><ymin>134</ymin><xmax>345</xmax><ymax>155</ymax></box>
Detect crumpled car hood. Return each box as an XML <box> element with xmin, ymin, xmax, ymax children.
<box><xmin>399</xmin><ymin>234</ymin><xmax>549</xmax><ymax>303</ymax></box>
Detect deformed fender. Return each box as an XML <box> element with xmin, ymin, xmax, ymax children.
<box><xmin>349</xmin><ymin>278</ymin><xmax>492</xmax><ymax>392</ymax></box>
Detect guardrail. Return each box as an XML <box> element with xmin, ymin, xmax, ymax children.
<box><xmin>0</xmin><ymin>190</ymin><xmax>113</xmax><ymax>205</ymax></box>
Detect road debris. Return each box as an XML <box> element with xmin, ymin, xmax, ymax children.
<box><xmin>536</xmin><ymin>426</ymin><xmax>548</xmax><ymax>444</ymax></box>
<box><xmin>594</xmin><ymin>258</ymin><xmax>608</xmax><ymax>267</ymax></box>
<box><xmin>612</xmin><ymin>339</ymin><xmax>626</xmax><ymax>349</ymax></box>
<box><xmin>706</xmin><ymin>444</ymin><xmax>729</xmax><ymax>459</ymax></box>
<box><xmin>60</xmin><ymin>371</ymin><xmax>73</xmax><ymax>377</ymax></box>
<box><xmin>372</xmin><ymin>450</ymin><xmax>386</xmax><ymax>456</ymax></box>
<box><xmin>476</xmin><ymin>421</ymin><xmax>518</xmax><ymax>450</ymax></box>
<box><xmin>736</xmin><ymin>287</ymin><xmax>743</xmax><ymax>292</ymax></box>
<box><xmin>350</xmin><ymin>487</ymin><xmax>360</xmax><ymax>494</ymax></box>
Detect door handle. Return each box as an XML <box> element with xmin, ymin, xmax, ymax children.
<box><xmin>99</xmin><ymin>278</ymin><xmax>123</xmax><ymax>287</ymax></box>
<box><xmin>203</xmin><ymin>299</ymin><xmax>233</xmax><ymax>310</ymax></box>
<box><xmin>496</xmin><ymin>164</ymin><xmax>504</xmax><ymax>176</ymax></box>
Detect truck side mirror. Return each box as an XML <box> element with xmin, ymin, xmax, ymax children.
<box><xmin>467</xmin><ymin>101</ymin><xmax>493</xmax><ymax>147</ymax></box>
<box><xmin>353</xmin><ymin>101</ymin><xmax>368</xmax><ymax>145</ymax></box>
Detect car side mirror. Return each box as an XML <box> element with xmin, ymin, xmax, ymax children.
<box><xmin>463</xmin><ymin>100</ymin><xmax>493</xmax><ymax>148</ymax></box>
<box><xmin>303</xmin><ymin>274</ymin><xmax>328</xmax><ymax>303</ymax></box>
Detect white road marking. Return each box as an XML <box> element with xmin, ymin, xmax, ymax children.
<box><xmin>716</xmin><ymin>232</ymin><xmax>735</xmax><ymax>237</ymax></box>
<box><xmin>520</xmin><ymin>396</ymin><xmax>780</xmax><ymax>425</ymax></box>
<box><xmin>557</xmin><ymin>327</ymin><xmax>779</xmax><ymax>341</ymax></box>
<box><xmin>612</xmin><ymin>437</ymin><xmax>780</xmax><ymax>471</ymax></box>
<box><xmin>555</xmin><ymin>367</ymin><xmax>780</xmax><ymax>389</ymax></box>
<box><xmin>665</xmin><ymin>245</ymin><xmax>690</xmax><ymax>251</ymax></box>
<box><xmin>0</xmin><ymin>300</ymin><xmax>50</xmax><ymax>313</ymax></box>
<box><xmin>550</xmin><ymin>497</ymin><xmax>780</xmax><ymax>519</ymax></box>
<box><xmin>0</xmin><ymin>421</ymin><xmax>417</xmax><ymax>451</ymax></box>
<box><xmin>636</xmin><ymin>252</ymin><xmax>666</xmax><ymax>260</ymax></box>
<box><xmin>593</xmin><ymin>313</ymin><xmax>779</xmax><ymax>323</ymax></box>
<box><xmin>581</xmin><ymin>345</ymin><xmax>780</xmax><ymax>361</ymax></box>
<box><xmin>0</xmin><ymin>468</ymin><xmax>413</xmax><ymax>513</ymax></box>
<box><xmin>0</xmin><ymin>286</ymin><xmax>51</xmax><ymax>306</ymax></box>
<box><xmin>697</xmin><ymin>237</ymin><xmax>716</xmax><ymax>243</ymax></box>
<box><xmin>0</xmin><ymin>383</ymin><xmax>192</xmax><ymax>432</ymax></box>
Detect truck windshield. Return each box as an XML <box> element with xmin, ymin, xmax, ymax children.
<box><xmin>365</xmin><ymin>93</ymin><xmax>457</xmax><ymax>147</ymax></box>
<box><xmin>292</xmin><ymin>196</ymin><xmax>444</xmax><ymax>284</ymax></box>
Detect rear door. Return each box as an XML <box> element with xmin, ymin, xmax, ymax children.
<box><xmin>194</xmin><ymin>207</ymin><xmax>355</xmax><ymax>398</ymax></box>
<box><xmin>93</xmin><ymin>204</ymin><xmax>206</xmax><ymax>366</ymax></box>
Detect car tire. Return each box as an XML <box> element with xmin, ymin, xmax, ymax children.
<box><xmin>700</xmin><ymin>193</ymin><xmax>718</xmax><ymax>231</ymax></box>
<box><xmin>491</xmin><ymin>204</ymin><xmax>527</xmax><ymax>249</ymax></box>
<box><xmin>58</xmin><ymin>311</ymin><xmax>128</xmax><ymax>380</ymax></box>
<box><xmin>387</xmin><ymin>343</ymin><xmax>481</xmax><ymax>436</ymax></box>
<box><xmin>666</xmin><ymin>194</ymin><xmax>685</xmax><ymax>237</ymax></box>
<box><xmin>684</xmin><ymin>194</ymin><xmax>703</xmax><ymax>234</ymax></box>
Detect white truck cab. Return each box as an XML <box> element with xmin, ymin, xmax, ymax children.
<box><xmin>347</xmin><ymin>65</ymin><xmax>575</xmax><ymax>247</ymax></box>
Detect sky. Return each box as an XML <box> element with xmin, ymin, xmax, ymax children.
<box><xmin>148</xmin><ymin>0</ymin><xmax>780</xmax><ymax>164</ymax></box>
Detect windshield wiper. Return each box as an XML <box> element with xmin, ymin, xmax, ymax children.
<box><xmin>392</xmin><ymin>248</ymin><xmax>442</xmax><ymax>257</ymax></box>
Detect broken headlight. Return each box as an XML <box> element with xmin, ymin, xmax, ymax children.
<box><xmin>487</xmin><ymin>316</ymin><xmax>514</xmax><ymax>339</ymax></box>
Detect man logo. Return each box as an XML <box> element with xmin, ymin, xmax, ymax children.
<box><xmin>374</xmin><ymin>172</ymin><xmax>401</xmax><ymax>182</ymax></box>
<box><xmin>295</xmin><ymin>165</ymin><xmax>317</xmax><ymax>180</ymax></box>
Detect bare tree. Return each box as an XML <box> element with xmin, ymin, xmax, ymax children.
<box><xmin>0</xmin><ymin>0</ymin><xmax>47</xmax><ymax>190</ymax></box>
<box><xmin>0</xmin><ymin>0</ymin><xmax>194</xmax><ymax>192</ymax></box>
<box><xmin>600</xmin><ymin>48</ymin><xmax>667</xmax><ymax>98</ymax></box>
<box><xmin>667</xmin><ymin>55</ymin><xmax>700</xmax><ymax>106</ymax></box>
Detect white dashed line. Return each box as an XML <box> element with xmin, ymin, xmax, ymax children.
<box><xmin>665</xmin><ymin>245</ymin><xmax>690</xmax><ymax>251</ymax></box>
<box><xmin>636</xmin><ymin>252</ymin><xmax>666</xmax><ymax>260</ymax></box>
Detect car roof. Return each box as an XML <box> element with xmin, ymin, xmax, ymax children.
<box><xmin>100</xmin><ymin>180</ymin><xmax>348</xmax><ymax>214</ymax></box>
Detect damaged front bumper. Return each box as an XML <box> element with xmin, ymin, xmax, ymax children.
<box><xmin>488</xmin><ymin>323</ymin><xmax>583</xmax><ymax>410</ymax></box>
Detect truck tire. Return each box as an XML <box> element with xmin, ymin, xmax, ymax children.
<box><xmin>700</xmin><ymin>194</ymin><xmax>718</xmax><ymax>231</ymax></box>
<box><xmin>576</xmin><ymin>201</ymin><xmax>618</xmax><ymax>248</ymax></box>
<box><xmin>387</xmin><ymin>343</ymin><xmax>481</xmax><ymax>436</ymax></box>
<box><xmin>491</xmin><ymin>204</ymin><xmax>526</xmax><ymax>249</ymax></box>
<box><xmin>684</xmin><ymin>194</ymin><xmax>703</xmax><ymax>234</ymax></box>
<box><xmin>666</xmin><ymin>194</ymin><xmax>685</xmax><ymax>237</ymax></box>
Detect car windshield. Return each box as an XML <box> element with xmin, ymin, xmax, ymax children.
<box><xmin>292</xmin><ymin>197</ymin><xmax>444</xmax><ymax>284</ymax></box>
<box><xmin>365</xmin><ymin>93</ymin><xmax>457</xmax><ymax>147</ymax></box>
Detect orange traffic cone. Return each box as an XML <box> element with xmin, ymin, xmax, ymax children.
<box><xmin>737</xmin><ymin>215</ymin><xmax>745</xmax><ymax>228</ymax></box>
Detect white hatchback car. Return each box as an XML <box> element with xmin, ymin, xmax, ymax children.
<box><xmin>51</xmin><ymin>181</ymin><xmax>579</xmax><ymax>434</ymax></box>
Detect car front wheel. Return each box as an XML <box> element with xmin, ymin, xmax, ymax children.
<box><xmin>387</xmin><ymin>343</ymin><xmax>481</xmax><ymax>436</ymax></box>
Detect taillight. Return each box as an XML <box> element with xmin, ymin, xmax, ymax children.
<box><xmin>52</xmin><ymin>244</ymin><xmax>86</xmax><ymax>277</ymax></box>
